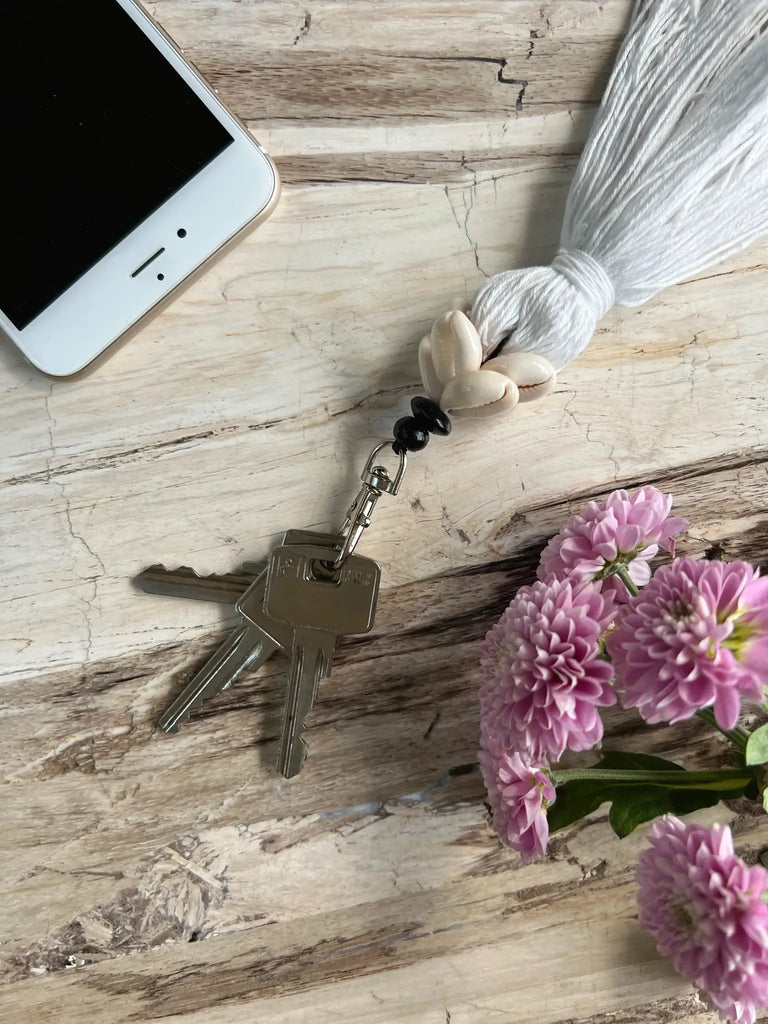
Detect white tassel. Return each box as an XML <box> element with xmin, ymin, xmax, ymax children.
<box><xmin>470</xmin><ymin>0</ymin><xmax>768</xmax><ymax>371</ymax></box>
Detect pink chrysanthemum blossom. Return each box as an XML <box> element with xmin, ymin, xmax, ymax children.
<box><xmin>607</xmin><ymin>558</ymin><xmax>768</xmax><ymax>730</ymax></box>
<box><xmin>538</xmin><ymin>487</ymin><xmax>689</xmax><ymax>599</ymax></box>
<box><xmin>480</xmin><ymin>575</ymin><xmax>616</xmax><ymax>761</ymax></box>
<box><xmin>637</xmin><ymin>816</ymin><xmax>768</xmax><ymax>1024</ymax></box>
<box><xmin>478</xmin><ymin>744</ymin><xmax>555</xmax><ymax>863</ymax></box>
<box><xmin>741</xmin><ymin>574</ymin><xmax>768</xmax><ymax>677</ymax></box>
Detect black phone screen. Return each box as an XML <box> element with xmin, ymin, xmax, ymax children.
<box><xmin>0</xmin><ymin>1</ymin><xmax>234</xmax><ymax>330</ymax></box>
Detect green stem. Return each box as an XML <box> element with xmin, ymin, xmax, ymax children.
<box><xmin>696</xmin><ymin>707</ymin><xmax>749</xmax><ymax>752</ymax></box>
<box><xmin>613</xmin><ymin>564</ymin><xmax>640</xmax><ymax>597</ymax></box>
<box><xmin>550</xmin><ymin>766</ymin><xmax>752</xmax><ymax>790</ymax></box>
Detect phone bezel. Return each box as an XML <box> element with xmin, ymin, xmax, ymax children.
<box><xmin>0</xmin><ymin>0</ymin><xmax>278</xmax><ymax>377</ymax></box>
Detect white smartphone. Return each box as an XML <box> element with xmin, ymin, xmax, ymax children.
<box><xmin>1</xmin><ymin>1</ymin><xmax>279</xmax><ymax>377</ymax></box>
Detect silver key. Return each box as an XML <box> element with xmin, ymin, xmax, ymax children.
<box><xmin>265</xmin><ymin>543</ymin><xmax>380</xmax><ymax>778</ymax></box>
<box><xmin>137</xmin><ymin>531</ymin><xmax>345</xmax><ymax>605</ymax></box>
<box><xmin>158</xmin><ymin>570</ymin><xmax>291</xmax><ymax>733</ymax></box>
<box><xmin>152</xmin><ymin>532</ymin><xmax>344</xmax><ymax>733</ymax></box>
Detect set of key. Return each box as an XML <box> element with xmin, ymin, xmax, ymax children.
<box><xmin>139</xmin><ymin>441</ymin><xmax>408</xmax><ymax>778</ymax></box>
<box><xmin>138</xmin><ymin>529</ymin><xmax>381</xmax><ymax>778</ymax></box>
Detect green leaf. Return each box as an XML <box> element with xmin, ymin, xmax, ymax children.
<box><xmin>547</xmin><ymin>749</ymin><xmax>751</xmax><ymax>839</ymax></box>
<box><xmin>746</xmin><ymin>722</ymin><xmax>768</xmax><ymax>766</ymax></box>
<box><xmin>547</xmin><ymin>751</ymin><xmax>685</xmax><ymax>834</ymax></box>
<box><xmin>546</xmin><ymin>778</ymin><xmax>613</xmax><ymax>835</ymax></box>
<box><xmin>607</xmin><ymin>786</ymin><xmax>720</xmax><ymax>838</ymax></box>
<box><xmin>549</xmin><ymin>777</ymin><xmax>744</xmax><ymax>838</ymax></box>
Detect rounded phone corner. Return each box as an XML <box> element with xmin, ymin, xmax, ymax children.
<box><xmin>255</xmin><ymin>156</ymin><xmax>281</xmax><ymax>226</ymax></box>
<box><xmin>21</xmin><ymin>345</ymin><xmax>99</xmax><ymax>380</ymax></box>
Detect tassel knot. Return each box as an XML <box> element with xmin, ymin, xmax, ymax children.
<box><xmin>471</xmin><ymin>261</ymin><xmax>610</xmax><ymax>372</ymax></box>
<box><xmin>551</xmin><ymin>249</ymin><xmax>614</xmax><ymax>321</ymax></box>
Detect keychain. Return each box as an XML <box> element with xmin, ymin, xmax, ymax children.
<box><xmin>138</xmin><ymin>0</ymin><xmax>768</xmax><ymax>778</ymax></box>
<box><xmin>138</xmin><ymin>334</ymin><xmax>551</xmax><ymax>777</ymax></box>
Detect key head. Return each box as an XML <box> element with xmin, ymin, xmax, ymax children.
<box><xmin>235</xmin><ymin>571</ymin><xmax>297</xmax><ymax>652</ymax></box>
<box><xmin>237</xmin><ymin>532</ymin><xmax>347</xmax><ymax>644</ymax></box>
<box><xmin>265</xmin><ymin>544</ymin><xmax>380</xmax><ymax>635</ymax></box>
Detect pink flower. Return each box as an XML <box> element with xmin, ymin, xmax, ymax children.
<box><xmin>480</xmin><ymin>575</ymin><xmax>616</xmax><ymax>761</ymax></box>
<box><xmin>607</xmin><ymin>558</ymin><xmax>767</xmax><ymax>730</ymax></box>
<box><xmin>637</xmin><ymin>816</ymin><xmax>768</xmax><ymax>1024</ymax></box>
<box><xmin>538</xmin><ymin>487</ymin><xmax>689</xmax><ymax>600</ymax></box>
<box><xmin>479</xmin><ymin>744</ymin><xmax>555</xmax><ymax>862</ymax></box>
<box><xmin>741</xmin><ymin>574</ymin><xmax>768</xmax><ymax>677</ymax></box>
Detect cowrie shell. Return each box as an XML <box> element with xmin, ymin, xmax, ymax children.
<box><xmin>482</xmin><ymin>352</ymin><xmax>556</xmax><ymax>403</ymax></box>
<box><xmin>439</xmin><ymin>369</ymin><xmax>520</xmax><ymax>419</ymax></box>
<box><xmin>418</xmin><ymin>336</ymin><xmax>443</xmax><ymax>402</ymax></box>
<box><xmin>429</xmin><ymin>310</ymin><xmax>483</xmax><ymax>384</ymax></box>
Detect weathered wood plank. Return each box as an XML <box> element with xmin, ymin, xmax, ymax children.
<box><xmin>2</xmin><ymin>801</ymin><xmax>766</xmax><ymax>1022</ymax></box>
<box><xmin>2</xmin><ymin>467</ymin><xmax>767</xmax><ymax>1017</ymax></box>
<box><xmin>2</xmin><ymin>178</ymin><xmax>767</xmax><ymax>681</ymax></box>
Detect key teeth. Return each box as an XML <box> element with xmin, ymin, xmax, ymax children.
<box><xmin>135</xmin><ymin>564</ymin><xmax>209</xmax><ymax>595</ymax></box>
<box><xmin>158</xmin><ymin>689</ymin><xmax>209</xmax><ymax>733</ymax></box>
<box><xmin>135</xmin><ymin>563</ymin><xmax>260</xmax><ymax>604</ymax></box>
<box><xmin>140</xmin><ymin>564</ymin><xmax>217</xmax><ymax>579</ymax></box>
<box><xmin>139</xmin><ymin>563</ymin><xmax>264</xmax><ymax>579</ymax></box>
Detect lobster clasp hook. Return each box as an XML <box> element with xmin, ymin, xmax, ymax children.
<box><xmin>330</xmin><ymin>442</ymin><xmax>408</xmax><ymax>568</ymax></box>
<box><xmin>361</xmin><ymin>441</ymin><xmax>407</xmax><ymax>495</ymax></box>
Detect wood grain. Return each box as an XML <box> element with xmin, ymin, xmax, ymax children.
<box><xmin>2</xmin><ymin>2</ymin><xmax>768</xmax><ymax>1022</ymax></box>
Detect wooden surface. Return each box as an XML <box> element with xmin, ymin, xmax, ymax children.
<box><xmin>2</xmin><ymin>2</ymin><xmax>768</xmax><ymax>1022</ymax></box>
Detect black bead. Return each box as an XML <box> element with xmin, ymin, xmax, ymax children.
<box><xmin>410</xmin><ymin>395</ymin><xmax>451</xmax><ymax>436</ymax></box>
<box><xmin>392</xmin><ymin>415</ymin><xmax>430</xmax><ymax>453</ymax></box>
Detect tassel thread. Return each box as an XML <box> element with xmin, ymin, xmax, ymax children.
<box><xmin>471</xmin><ymin>0</ymin><xmax>768</xmax><ymax>370</ymax></box>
